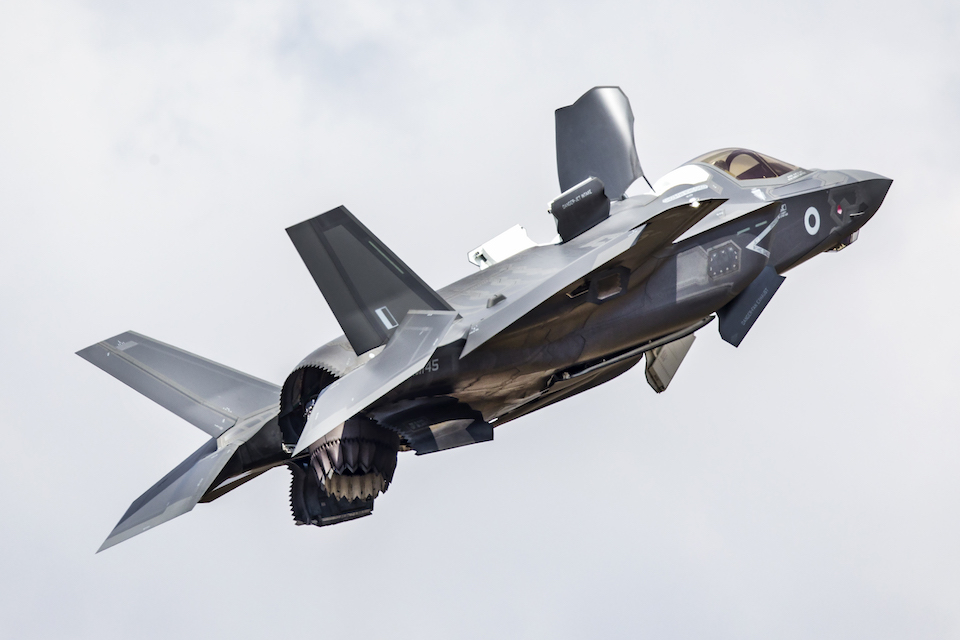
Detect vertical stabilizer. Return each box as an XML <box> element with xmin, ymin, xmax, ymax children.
<box><xmin>286</xmin><ymin>206</ymin><xmax>453</xmax><ymax>355</ymax></box>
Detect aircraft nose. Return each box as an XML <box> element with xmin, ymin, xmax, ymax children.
<box><xmin>840</xmin><ymin>171</ymin><xmax>892</xmax><ymax>222</ymax></box>
<box><xmin>829</xmin><ymin>174</ymin><xmax>891</xmax><ymax>251</ymax></box>
<box><xmin>869</xmin><ymin>176</ymin><xmax>893</xmax><ymax>202</ymax></box>
<box><xmin>858</xmin><ymin>176</ymin><xmax>893</xmax><ymax>219</ymax></box>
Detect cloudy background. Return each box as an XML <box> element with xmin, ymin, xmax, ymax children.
<box><xmin>1</xmin><ymin>1</ymin><xmax>958</xmax><ymax>637</ymax></box>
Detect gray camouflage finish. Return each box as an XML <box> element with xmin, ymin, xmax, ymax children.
<box><xmin>79</xmin><ymin>86</ymin><xmax>893</xmax><ymax>550</ymax></box>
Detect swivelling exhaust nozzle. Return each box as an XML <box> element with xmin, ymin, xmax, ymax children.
<box><xmin>309</xmin><ymin>418</ymin><xmax>400</xmax><ymax>501</ymax></box>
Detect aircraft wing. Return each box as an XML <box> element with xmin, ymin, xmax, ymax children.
<box><xmin>77</xmin><ymin>331</ymin><xmax>280</xmax><ymax>436</ymax></box>
<box><xmin>293</xmin><ymin>309</ymin><xmax>460</xmax><ymax>454</ymax></box>
<box><xmin>449</xmin><ymin>198</ymin><xmax>721</xmax><ymax>357</ymax></box>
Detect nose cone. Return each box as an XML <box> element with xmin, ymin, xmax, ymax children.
<box><xmin>842</xmin><ymin>170</ymin><xmax>893</xmax><ymax>226</ymax></box>
<box><xmin>865</xmin><ymin>175</ymin><xmax>893</xmax><ymax>204</ymax></box>
<box><xmin>860</xmin><ymin>176</ymin><xmax>893</xmax><ymax>219</ymax></box>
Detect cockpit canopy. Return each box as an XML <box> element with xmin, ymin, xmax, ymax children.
<box><xmin>692</xmin><ymin>148</ymin><xmax>798</xmax><ymax>181</ymax></box>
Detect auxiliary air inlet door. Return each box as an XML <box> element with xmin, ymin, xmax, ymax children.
<box><xmin>555</xmin><ymin>86</ymin><xmax>644</xmax><ymax>200</ymax></box>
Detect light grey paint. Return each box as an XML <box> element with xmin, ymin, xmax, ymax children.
<box><xmin>293</xmin><ymin>310</ymin><xmax>459</xmax><ymax>454</ymax></box>
<box><xmin>447</xmin><ymin>196</ymin><xmax>717</xmax><ymax>356</ymax></box>
<box><xmin>97</xmin><ymin>406</ymin><xmax>276</xmax><ymax>551</ymax></box>
<box><xmin>644</xmin><ymin>334</ymin><xmax>696</xmax><ymax>393</ymax></box>
<box><xmin>77</xmin><ymin>331</ymin><xmax>280</xmax><ymax>436</ymax></box>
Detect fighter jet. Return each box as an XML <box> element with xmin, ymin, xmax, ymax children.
<box><xmin>79</xmin><ymin>87</ymin><xmax>892</xmax><ymax>551</ymax></box>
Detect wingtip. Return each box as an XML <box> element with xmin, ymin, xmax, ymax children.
<box><xmin>77</xmin><ymin>330</ymin><xmax>138</xmax><ymax>359</ymax></box>
<box><xmin>76</xmin><ymin>341</ymin><xmax>100</xmax><ymax>357</ymax></box>
<box><xmin>96</xmin><ymin>534</ymin><xmax>119</xmax><ymax>554</ymax></box>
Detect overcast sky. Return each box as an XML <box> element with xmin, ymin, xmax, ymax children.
<box><xmin>1</xmin><ymin>1</ymin><xmax>958</xmax><ymax>638</ymax></box>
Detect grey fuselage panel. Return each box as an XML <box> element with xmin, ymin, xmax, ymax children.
<box><xmin>311</xmin><ymin>166</ymin><xmax>891</xmax><ymax>425</ymax></box>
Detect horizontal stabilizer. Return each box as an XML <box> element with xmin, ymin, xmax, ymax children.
<box><xmin>293</xmin><ymin>310</ymin><xmax>460</xmax><ymax>454</ymax></box>
<box><xmin>98</xmin><ymin>439</ymin><xmax>225</xmax><ymax>551</ymax></box>
<box><xmin>286</xmin><ymin>206</ymin><xmax>453</xmax><ymax>355</ymax></box>
<box><xmin>556</xmin><ymin>86</ymin><xmax>644</xmax><ymax>200</ymax></box>
<box><xmin>77</xmin><ymin>332</ymin><xmax>280</xmax><ymax>437</ymax></box>
<box><xmin>718</xmin><ymin>266</ymin><xmax>785</xmax><ymax>347</ymax></box>
<box><xmin>98</xmin><ymin>408</ymin><xmax>277</xmax><ymax>551</ymax></box>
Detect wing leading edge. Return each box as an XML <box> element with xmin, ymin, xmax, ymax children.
<box><xmin>77</xmin><ymin>331</ymin><xmax>280</xmax><ymax>437</ymax></box>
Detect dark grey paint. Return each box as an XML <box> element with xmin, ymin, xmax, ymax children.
<box><xmin>549</xmin><ymin>176</ymin><xmax>611</xmax><ymax>242</ymax></box>
<box><xmin>286</xmin><ymin>206</ymin><xmax>453</xmax><ymax>355</ymax></box>
<box><xmin>718</xmin><ymin>266</ymin><xmax>786</xmax><ymax>347</ymax></box>
<box><xmin>555</xmin><ymin>86</ymin><xmax>644</xmax><ymax>199</ymax></box>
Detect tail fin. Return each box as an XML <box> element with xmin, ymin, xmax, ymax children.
<box><xmin>77</xmin><ymin>331</ymin><xmax>280</xmax><ymax>437</ymax></box>
<box><xmin>286</xmin><ymin>206</ymin><xmax>452</xmax><ymax>355</ymax></box>
<box><xmin>95</xmin><ymin>408</ymin><xmax>274</xmax><ymax>552</ymax></box>
<box><xmin>77</xmin><ymin>332</ymin><xmax>282</xmax><ymax>550</ymax></box>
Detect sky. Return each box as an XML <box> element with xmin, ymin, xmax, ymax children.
<box><xmin>1</xmin><ymin>1</ymin><xmax>958</xmax><ymax>638</ymax></box>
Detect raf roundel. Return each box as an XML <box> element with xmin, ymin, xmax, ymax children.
<box><xmin>804</xmin><ymin>206</ymin><xmax>821</xmax><ymax>235</ymax></box>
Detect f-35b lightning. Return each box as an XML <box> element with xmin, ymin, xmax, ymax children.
<box><xmin>79</xmin><ymin>87</ymin><xmax>892</xmax><ymax>551</ymax></box>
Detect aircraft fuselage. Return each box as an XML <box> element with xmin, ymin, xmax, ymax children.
<box><xmin>298</xmin><ymin>164</ymin><xmax>890</xmax><ymax>433</ymax></box>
